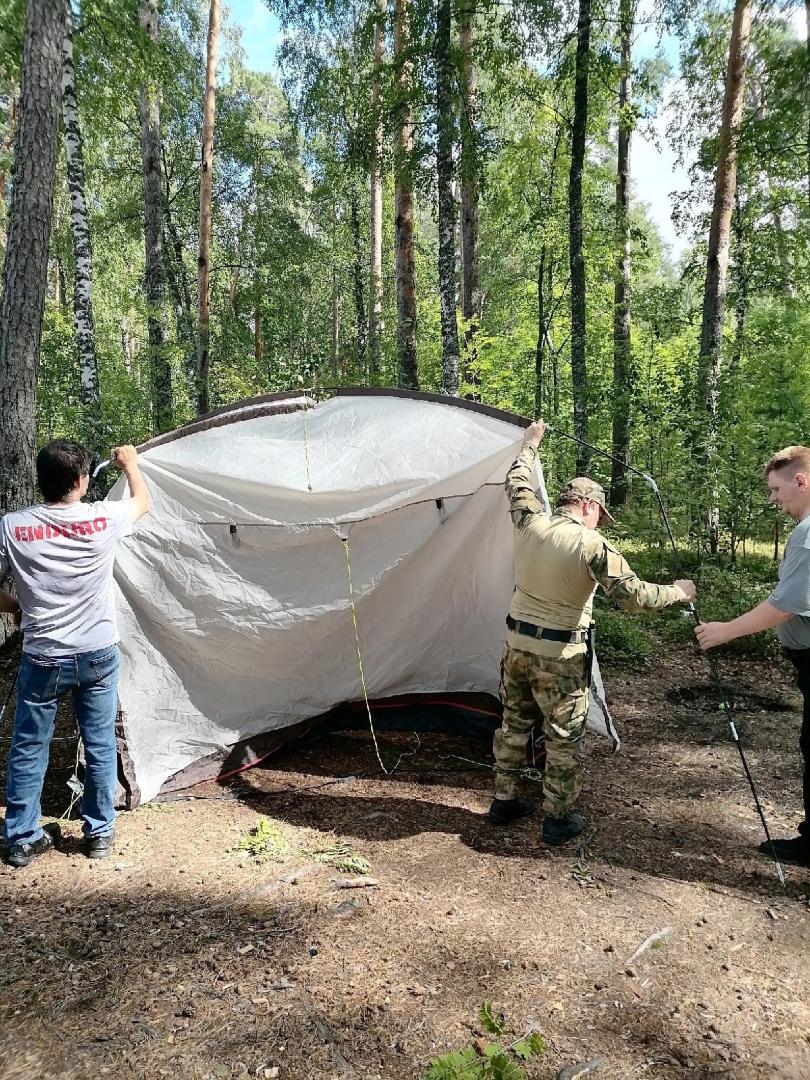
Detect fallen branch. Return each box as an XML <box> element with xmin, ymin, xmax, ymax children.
<box><xmin>626</xmin><ymin>926</ymin><xmax>673</xmax><ymax>967</ymax></box>
<box><xmin>557</xmin><ymin>1059</ymin><xmax>604</xmax><ymax>1080</ymax></box>
<box><xmin>332</xmin><ymin>876</ymin><xmax>379</xmax><ymax>889</ymax></box>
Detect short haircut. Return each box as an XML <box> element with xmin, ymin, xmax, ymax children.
<box><xmin>556</xmin><ymin>491</ymin><xmax>585</xmax><ymax>510</ymax></box>
<box><xmin>36</xmin><ymin>439</ymin><xmax>92</xmax><ymax>502</ymax></box>
<box><xmin>764</xmin><ymin>445</ymin><xmax>810</xmax><ymax>479</ymax></box>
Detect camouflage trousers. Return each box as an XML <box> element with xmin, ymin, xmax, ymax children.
<box><xmin>493</xmin><ymin>645</ymin><xmax>588</xmax><ymax>817</ymax></box>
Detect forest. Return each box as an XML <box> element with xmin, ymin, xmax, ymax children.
<box><xmin>0</xmin><ymin>0</ymin><xmax>806</xmax><ymax>562</ymax></box>
<box><xmin>1</xmin><ymin>5</ymin><xmax>810</xmax><ymax>1079</ymax></box>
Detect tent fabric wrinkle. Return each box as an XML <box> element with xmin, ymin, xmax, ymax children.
<box><xmin>109</xmin><ymin>391</ymin><xmax>618</xmax><ymax>806</ymax></box>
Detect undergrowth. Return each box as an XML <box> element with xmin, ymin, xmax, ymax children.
<box><xmin>422</xmin><ymin>1003</ymin><xmax>545</xmax><ymax>1079</ymax></box>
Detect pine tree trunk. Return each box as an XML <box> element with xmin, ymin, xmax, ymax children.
<box><xmin>0</xmin><ymin>0</ymin><xmax>66</xmax><ymax>515</ymax></box>
<box><xmin>350</xmin><ymin>188</ymin><xmax>367</xmax><ymax>372</ymax></box>
<box><xmin>696</xmin><ymin>0</ymin><xmax>751</xmax><ymax>555</ymax></box>
<box><xmin>568</xmin><ymin>0</ymin><xmax>591</xmax><ymax>475</ymax></box>
<box><xmin>197</xmin><ymin>0</ymin><xmax>221</xmax><ymax>416</ymax></box>
<box><xmin>394</xmin><ymin>0</ymin><xmax>418</xmax><ymax>389</ymax></box>
<box><xmin>61</xmin><ymin>3</ymin><xmax>100</xmax><ymax>423</ymax></box>
<box><xmin>0</xmin><ymin>85</ymin><xmax>18</xmax><ymax>250</ymax></box>
<box><xmin>138</xmin><ymin>0</ymin><xmax>173</xmax><ymax>435</ymax></box>
<box><xmin>436</xmin><ymin>0</ymin><xmax>459</xmax><ymax>395</ymax></box>
<box><xmin>459</xmin><ymin>0</ymin><xmax>481</xmax><ymax>394</ymax></box>
<box><xmin>610</xmin><ymin>0</ymin><xmax>633</xmax><ymax>509</ymax></box>
<box><xmin>368</xmin><ymin>0</ymin><xmax>385</xmax><ymax>381</ymax></box>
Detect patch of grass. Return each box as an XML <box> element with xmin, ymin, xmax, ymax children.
<box><xmin>236</xmin><ymin>817</ymin><xmax>289</xmax><ymax>863</ymax></box>
<box><xmin>304</xmin><ymin>839</ymin><xmax>371</xmax><ymax>875</ymax></box>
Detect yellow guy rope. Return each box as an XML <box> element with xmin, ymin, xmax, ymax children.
<box><xmin>301</xmin><ymin>400</ymin><xmax>313</xmax><ymax>493</ymax></box>
<box><xmin>339</xmin><ymin>531</ymin><xmax>420</xmax><ymax>777</ymax></box>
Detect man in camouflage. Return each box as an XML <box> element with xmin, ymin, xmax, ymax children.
<box><xmin>489</xmin><ymin>420</ymin><xmax>697</xmax><ymax>845</ymax></box>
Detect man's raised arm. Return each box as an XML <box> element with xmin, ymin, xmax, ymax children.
<box><xmin>112</xmin><ymin>445</ymin><xmax>150</xmax><ymax>521</ymax></box>
<box><xmin>505</xmin><ymin>419</ymin><xmax>547</xmax><ymax>527</ymax></box>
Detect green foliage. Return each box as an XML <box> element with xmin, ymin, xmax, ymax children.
<box><xmin>236</xmin><ymin>817</ymin><xmax>289</xmax><ymax>863</ymax></box>
<box><xmin>479</xmin><ymin>1002</ymin><xmax>507</xmax><ymax>1038</ymax></box>
<box><xmin>304</xmin><ymin>839</ymin><xmax>371</xmax><ymax>874</ymax></box>
<box><xmin>593</xmin><ymin>607</ymin><xmax>653</xmax><ymax>667</ymax></box>
<box><xmin>422</xmin><ymin>1006</ymin><xmax>545</xmax><ymax>1080</ymax></box>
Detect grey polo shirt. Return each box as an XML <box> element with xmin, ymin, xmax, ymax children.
<box><xmin>770</xmin><ymin>514</ymin><xmax>810</xmax><ymax>650</ymax></box>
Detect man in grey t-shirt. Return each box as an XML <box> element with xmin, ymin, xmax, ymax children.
<box><xmin>696</xmin><ymin>445</ymin><xmax>810</xmax><ymax>867</ymax></box>
<box><xmin>0</xmin><ymin>441</ymin><xmax>150</xmax><ymax>867</ymax></box>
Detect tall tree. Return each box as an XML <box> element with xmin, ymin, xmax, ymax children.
<box><xmin>0</xmin><ymin>0</ymin><xmax>66</xmax><ymax>514</ymax></box>
<box><xmin>696</xmin><ymin>0</ymin><xmax>751</xmax><ymax>553</ymax></box>
<box><xmin>349</xmin><ymin>185</ymin><xmax>367</xmax><ymax>369</ymax></box>
<box><xmin>436</xmin><ymin>0</ymin><xmax>459</xmax><ymax>394</ymax></box>
<box><xmin>393</xmin><ymin>0</ymin><xmax>418</xmax><ymax>389</ymax></box>
<box><xmin>368</xmin><ymin>0</ymin><xmax>385</xmax><ymax>380</ymax></box>
<box><xmin>459</xmin><ymin>0</ymin><xmax>481</xmax><ymax>393</ymax></box>
<box><xmin>568</xmin><ymin>0</ymin><xmax>591</xmax><ymax>474</ymax></box>
<box><xmin>610</xmin><ymin>0</ymin><xmax>634</xmax><ymax>508</ymax></box>
<box><xmin>138</xmin><ymin>0</ymin><xmax>173</xmax><ymax>434</ymax></box>
<box><xmin>197</xmin><ymin>0</ymin><xmax>221</xmax><ymax>416</ymax></box>
<box><xmin>61</xmin><ymin>1</ymin><xmax>100</xmax><ymax>423</ymax></box>
<box><xmin>806</xmin><ymin>0</ymin><xmax>810</xmax><ymax>209</ymax></box>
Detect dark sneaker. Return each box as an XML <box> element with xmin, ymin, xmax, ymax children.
<box><xmin>487</xmin><ymin>797</ymin><xmax>535</xmax><ymax>825</ymax></box>
<box><xmin>757</xmin><ymin>835</ymin><xmax>810</xmax><ymax>867</ymax></box>
<box><xmin>543</xmin><ymin>812</ymin><xmax>584</xmax><ymax>846</ymax></box>
<box><xmin>5</xmin><ymin>823</ymin><xmax>61</xmax><ymax>868</ymax></box>
<box><xmin>84</xmin><ymin>830</ymin><xmax>115</xmax><ymax>860</ymax></box>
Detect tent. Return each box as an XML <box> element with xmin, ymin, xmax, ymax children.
<box><xmin>109</xmin><ymin>389</ymin><xmax>617</xmax><ymax>807</ymax></box>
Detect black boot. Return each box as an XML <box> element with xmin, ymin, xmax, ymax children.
<box><xmin>84</xmin><ymin>830</ymin><xmax>115</xmax><ymax>860</ymax></box>
<box><xmin>542</xmin><ymin>812</ymin><xmax>584</xmax><ymax>846</ymax></box>
<box><xmin>4</xmin><ymin>823</ymin><xmax>61</xmax><ymax>868</ymax></box>
<box><xmin>758</xmin><ymin>835</ymin><xmax>810</xmax><ymax>866</ymax></box>
<box><xmin>487</xmin><ymin>797</ymin><xmax>535</xmax><ymax>825</ymax></box>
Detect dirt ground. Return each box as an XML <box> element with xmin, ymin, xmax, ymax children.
<box><xmin>0</xmin><ymin>640</ymin><xmax>809</xmax><ymax>1080</ymax></box>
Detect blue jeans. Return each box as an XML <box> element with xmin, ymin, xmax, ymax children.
<box><xmin>4</xmin><ymin>645</ymin><xmax>120</xmax><ymax>846</ymax></box>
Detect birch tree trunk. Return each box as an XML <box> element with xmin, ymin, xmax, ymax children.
<box><xmin>696</xmin><ymin>0</ymin><xmax>751</xmax><ymax>554</ymax></box>
<box><xmin>459</xmin><ymin>0</ymin><xmax>481</xmax><ymax>393</ymax></box>
<box><xmin>568</xmin><ymin>0</ymin><xmax>591</xmax><ymax>474</ymax></box>
<box><xmin>610</xmin><ymin>0</ymin><xmax>633</xmax><ymax>509</ymax></box>
<box><xmin>368</xmin><ymin>0</ymin><xmax>385</xmax><ymax>381</ymax></box>
<box><xmin>197</xmin><ymin>0</ymin><xmax>221</xmax><ymax>416</ymax></box>
<box><xmin>350</xmin><ymin>187</ymin><xmax>367</xmax><ymax>371</ymax></box>
<box><xmin>0</xmin><ymin>0</ymin><xmax>66</xmax><ymax>515</ymax></box>
<box><xmin>394</xmin><ymin>0</ymin><xmax>418</xmax><ymax>389</ymax></box>
<box><xmin>436</xmin><ymin>0</ymin><xmax>459</xmax><ymax>395</ymax></box>
<box><xmin>138</xmin><ymin>0</ymin><xmax>173</xmax><ymax>434</ymax></box>
<box><xmin>163</xmin><ymin>193</ymin><xmax>196</xmax><ymax>390</ymax></box>
<box><xmin>61</xmin><ymin>2</ymin><xmax>100</xmax><ymax>419</ymax></box>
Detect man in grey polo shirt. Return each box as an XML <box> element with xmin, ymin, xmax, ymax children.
<box><xmin>696</xmin><ymin>445</ymin><xmax>810</xmax><ymax>867</ymax></box>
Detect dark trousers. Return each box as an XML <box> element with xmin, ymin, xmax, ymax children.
<box><xmin>784</xmin><ymin>647</ymin><xmax>810</xmax><ymax>837</ymax></box>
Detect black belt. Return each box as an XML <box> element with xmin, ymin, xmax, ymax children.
<box><xmin>506</xmin><ymin>615</ymin><xmax>588</xmax><ymax>644</ymax></box>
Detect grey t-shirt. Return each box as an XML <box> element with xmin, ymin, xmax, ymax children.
<box><xmin>0</xmin><ymin>499</ymin><xmax>135</xmax><ymax>657</ymax></box>
<box><xmin>770</xmin><ymin>514</ymin><xmax>810</xmax><ymax>651</ymax></box>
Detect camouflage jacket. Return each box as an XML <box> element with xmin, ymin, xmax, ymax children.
<box><xmin>505</xmin><ymin>444</ymin><xmax>683</xmax><ymax>657</ymax></box>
